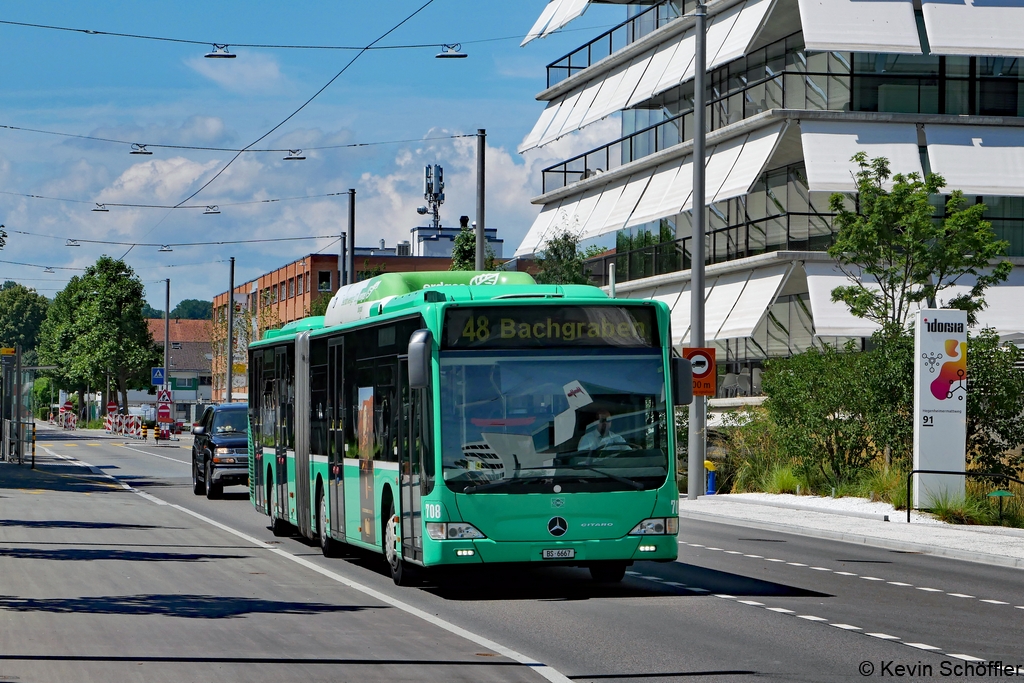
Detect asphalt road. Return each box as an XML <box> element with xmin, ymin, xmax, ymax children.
<box><xmin>2</xmin><ymin>427</ymin><xmax>1021</xmax><ymax>682</ymax></box>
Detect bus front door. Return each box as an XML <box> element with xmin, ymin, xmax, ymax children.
<box><xmin>400</xmin><ymin>359</ymin><xmax>424</xmax><ymax>563</ymax></box>
<box><xmin>328</xmin><ymin>339</ymin><xmax>345</xmax><ymax>539</ymax></box>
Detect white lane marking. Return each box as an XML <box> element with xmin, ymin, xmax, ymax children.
<box><xmin>706</xmin><ymin>547</ymin><xmax>723</xmax><ymax>551</ymax></box>
<box><xmin>118</xmin><ymin>443</ymin><xmax>190</xmax><ymax>464</ymax></box>
<box><xmin>626</xmin><ymin>571</ymin><xmax>641</xmax><ymax>576</ymax></box>
<box><xmin>947</xmin><ymin>593</ymin><xmax>975</xmax><ymax>598</ymax></box>
<box><xmin>644</xmin><ymin>576</ymin><xmax>664</xmax><ymax>582</ymax></box>
<box><xmin>916</xmin><ymin>587</ymin><xmax>942</xmax><ymax>592</ymax></box>
<box><xmin>134</xmin><ymin>491</ymin><xmax>168</xmax><ymax>506</ymax></box>
<box><xmin>765</xmin><ymin>558</ymin><xmax>785</xmax><ymax>563</ymax></box>
<box><xmin>860</xmin><ymin>576</ymin><xmax>884</xmax><ymax>581</ymax></box>
<box><xmin>786</xmin><ymin>562</ymin><xmax>807</xmax><ymax>567</ymax></box>
<box><xmin>809</xmin><ymin>567</ymin><xmax>831</xmax><ymax>571</ymax></box>
<box><xmin>887</xmin><ymin>582</ymin><xmax>912</xmax><ymax>586</ymax></box>
<box><xmin>834</xmin><ymin>571</ymin><xmax>857</xmax><ymax>576</ymax></box>
<box><xmin>980</xmin><ymin>599</ymin><xmax>1009</xmax><ymax>605</ymax></box>
<box><xmin>1016</xmin><ymin>606</ymin><xmax>1024</xmax><ymax>610</ymax></box>
<box><xmin>797</xmin><ymin>615</ymin><xmax>828</xmax><ymax>622</ymax></box>
<box><xmin>947</xmin><ymin>654</ymin><xmax>986</xmax><ymax>662</ymax></box>
<box><xmin>42</xmin><ymin>448</ymin><xmax>133</xmax><ymax>490</ymax></box>
<box><xmin>713</xmin><ymin>594</ymin><xmax>736</xmax><ymax>599</ymax></box>
<box><xmin>43</xmin><ymin>451</ymin><xmax>573</xmax><ymax>683</ymax></box>
<box><xmin>904</xmin><ymin>643</ymin><xmax>941</xmax><ymax>651</ymax></box>
<box><xmin>689</xmin><ymin>543</ymin><xmax>706</xmax><ymax>547</ymax></box>
<box><xmin>663</xmin><ymin>582</ymin><xmax>685</xmax><ymax>587</ymax></box>
<box><xmin>687</xmin><ymin>588</ymin><xmax>709</xmax><ymax>593</ymax></box>
<box><xmin>866</xmin><ymin>633</ymin><xmax>901</xmax><ymax>640</ymax></box>
<box><xmin>830</xmin><ymin>624</ymin><xmax>861</xmax><ymax>631</ymax></box>
<box><xmin>737</xmin><ymin>600</ymin><xmax>764</xmax><ymax>606</ymax></box>
<box><xmin>766</xmin><ymin>608</ymin><xmax>794</xmax><ymax>614</ymax></box>
<box><xmin>723</xmin><ymin>550</ymin><xmax>743</xmax><ymax>555</ymax></box>
<box><xmin>743</xmin><ymin>554</ymin><xmax>763</xmax><ymax>558</ymax></box>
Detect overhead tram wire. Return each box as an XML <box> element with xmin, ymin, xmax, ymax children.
<box><xmin>121</xmin><ymin>0</ymin><xmax>438</xmax><ymax>259</ymax></box>
<box><xmin>0</xmin><ymin>18</ymin><xmax>600</xmax><ymax>52</ymax></box>
<box><xmin>8</xmin><ymin>229</ymin><xmax>341</xmax><ymax>248</ymax></box>
<box><xmin>1</xmin><ymin>189</ymin><xmax>358</xmax><ymax>210</ymax></box>
<box><xmin>0</xmin><ymin>124</ymin><xmax>474</xmax><ymax>154</ymax></box>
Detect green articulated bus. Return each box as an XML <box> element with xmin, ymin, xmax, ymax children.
<box><xmin>247</xmin><ymin>271</ymin><xmax>693</xmax><ymax>585</ymax></box>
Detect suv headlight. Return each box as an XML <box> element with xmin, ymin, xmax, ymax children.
<box><xmin>425</xmin><ymin>522</ymin><xmax>486</xmax><ymax>540</ymax></box>
<box><xmin>214</xmin><ymin>447</ymin><xmax>231</xmax><ymax>455</ymax></box>
<box><xmin>629</xmin><ymin>517</ymin><xmax>679</xmax><ymax>535</ymax></box>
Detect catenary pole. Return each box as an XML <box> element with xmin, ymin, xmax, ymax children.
<box><xmin>475</xmin><ymin>129</ymin><xmax>486</xmax><ymax>271</ymax></box>
<box><xmin>164</xmin><ymin>278</ymin><xmax>170</xmax><ymax>403</ymax></box>
<box><xmin>348</xmin><ymin>189</ymin><xmax>357</xmax><ymax>283</ymax></box>
<box><xmin>226</xmin><ymin>257</ymin><xmax>235</xmax><ymax>403</ymax></box>
<box><xmin>687</xmin><ymin>1</ymin><xmax>708</xmax><ymax>500</ymax></box>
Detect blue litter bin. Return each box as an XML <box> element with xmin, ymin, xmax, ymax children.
<box><xmin>704</xmin><ymin>460</ymin><xmax>717</xmax><ymax>495</ymax></box>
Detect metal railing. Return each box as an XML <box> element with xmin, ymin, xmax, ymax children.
<box><xmin>585</xmin><ymin>212</ymin><xmax>835</xmax><ymax>287</ymax></box>
<box><xmin>905</xmin><ymin>469</ymin><xmax>1024</xmax><ymax>523</ymax></box>
<box><xmin>546</xmin><ymin>0</ymin><xmax>690</xmax><ymax>88</ymax></box>
<box><xmin>541</xmin><ymin>67</ymin><xmax>848</xmax><ymax>192</ymax></box>
<box><xmin>2</xmin><ymin>418</ymin><xmax>34</xmax><ymax>465</ymax></box>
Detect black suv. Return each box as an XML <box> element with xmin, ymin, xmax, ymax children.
<box><xmin>191</xmin><ymin>403</ymin><xmax>249</xmax><ymax>499</ymax></box>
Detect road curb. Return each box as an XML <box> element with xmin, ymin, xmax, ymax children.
<box><xmin>678</xmin><ymin>509</ymin><xmax>1024</xmax><ymax>571</ymax></box>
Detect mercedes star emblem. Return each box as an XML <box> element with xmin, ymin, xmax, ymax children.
<box><xmin>548</xmin><ymin>516</ymin><xmax>568</xmax><ymax>537</ymax></box>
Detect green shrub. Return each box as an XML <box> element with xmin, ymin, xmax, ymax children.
<box><xmin>720</xmin><ymin>407</ymin><xmax>786</xmax><ymax>493</ymax></box>
<box><xmin>853</xmin><ymin>464</ymin><xmax>908</xmax><ymax>507</ymax></box>
<box><xmin>929</xmin><ymin>490</ymin><xmax>994</xmax><ymax>525</ymax></box>
<box><xmin>762</xmin><ymin>464</ymin><xmax>800</xmax><ymax>494</ymax></box>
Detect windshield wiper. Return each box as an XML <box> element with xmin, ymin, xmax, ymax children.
<box><xmin>554</xmin><ymin>463</ymin><xmax>644</xmax><ymax>490</ymax></box>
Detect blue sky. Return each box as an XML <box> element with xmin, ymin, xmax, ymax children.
<box><xmin>0</xmin><ymin>0</ymin><xmax>625</xmax><ymax>308</ymax></box>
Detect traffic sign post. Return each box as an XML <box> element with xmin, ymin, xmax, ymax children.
<box><xmin>107</xmin><ymin>402</ymin><xmax>118</xmax><ymax>415</ymax></box>
<box><xmin>682</xmin><ymin>347</ymin><xmax>717</xmax><ymax>397</ymax></box>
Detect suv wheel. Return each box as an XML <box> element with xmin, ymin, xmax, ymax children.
<box><xmin>205</xmin><ymin>459</ymin><xmax>222</xmax><ymax>499</ymax></box>
<box><xmin>191</xmin><ymin>453</ymin><xmax>204</xmax><ymax>495</ymax></box>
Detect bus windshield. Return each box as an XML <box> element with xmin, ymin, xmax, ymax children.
<box><xmin>439</xmin><ymin>351</ymin><xmax>668</xmax><ymax>494</ymax></box>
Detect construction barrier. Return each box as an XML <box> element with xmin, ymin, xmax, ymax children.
<box><xmin>56</xmin><ymin>413</ymin><xmax>77</xmax><ymax>431</ymax></box>
<box><xmin>104</xmin><ymin>414</ymin><xmax>143</xmax><ymax>438</ymax></box>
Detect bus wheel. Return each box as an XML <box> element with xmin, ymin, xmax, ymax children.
<box><xmin>383</xmin><ymin>501</ymin><xmax>409</xmax><ymax>586</ymax></box>
<box><xmin>590</xmin><ymin>562</ymin><xmax>627</xmax><ymax>583</ymax></box>
<box><xmin>318</xmin><ymin>490</ymin><xmax>340</xmax><ymax>558</ymax></box>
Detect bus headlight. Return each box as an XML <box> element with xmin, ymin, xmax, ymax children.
<box><xmin>425</xmin><ymin>522</ymin><xmax>486</xmax><ymax>540</ymax></box>
<box><xmin>629</xmin><ymin>518</ymin><xmax>678</xmax><ymax>535</ymax></box>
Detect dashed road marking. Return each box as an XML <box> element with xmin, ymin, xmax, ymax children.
<box><xmin>786</xmin><ymin>562</ymin><xmax>807</xmax><ymax>567</ymax></box>
<box><xmin>947</xmin><ymin>593</ymin><xmax>975</xmax><ymax>598</ymax></box>
<box><xmin>743</xmin><ymin>554</ymin><xmax>762</xmax><ymax>558</ymax></box>
<box><xmin>866</xmin><ymin>633</ymin><xmax>901</xmax><ymax>640</ymax></box>
<box><xmin>797</xmin><ymin>615</ymin><xmax>828</xmax><ymax>622</ymax></box>
<box><xmin>834</xmin><ymin>571</ymin><xmax>857</xmax><ymax>576</ymax></box>
<box><xmin>809</xmin><ymin>566</ymin><xmax>831</xmax><ymax>571</ymax></box>
<box><xmin>980</xmin><ymin>599</ymin><xmax>1009</xmax><ymax>605</ymax></box>
<box><xmin>916</xmin><ymin>587</ymin><xmax>942</xmax><ymax>592</ymax></box>
<box><xmin>830</xmin><ymin>624</ymin><xmax>861</xmax><ymax>631</ymax></box>
<box><xmin>905</xmin><ymin>643</ymin><xmax>941</xmax><ymax>651</ymax></box>
<box><xmin>737</xmin><ymin>600</ymin><xmax>764</xmax><ymax>606</ymax></box>
<box><xmin>765</xmin><ymin>558</ymin><xmax>785</xmax><ymax>562</ymax></box>
<box><xmin>766</xmin><ymin>607</ymin><xmax>794</xmax><ymax>614</ymax></box>
<box><xmin>947</xmin><ymin>654</ymin><xmax>986</xmax><ymax>662</ymax></box>
<box><xmin>860</xmin><ymin>576</ymin><xmax>885</xmax><ymax>581</ymax></box>
<box><xmin>887</xmin><ymin>581</ymin><xmax>912</xmax><ymax>586</ymax></box>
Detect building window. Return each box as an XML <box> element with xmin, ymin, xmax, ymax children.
<box><xmin>289</xmin><ymin>278</ymin><xmax>295</xmax><ymax>298</ymax></box>
<box><xmin>318</xmin><ymin>270</ymin><xmax>332</xmax><ymax>292</ymax></box>
<box><xmin>199</xmin><ymin>375</ymin><xmax>212</xmax><ymax>386</ymax></box>
<box><xmin>177</xmin><ymin>377</ymin><xmax>194</xmax><ymax>389</ymax></box>
<box><xmin>297</xmin><ymin>274</ymin><xmax>303</xmax><ymax>295</ymax></box>
<box><xmin>272</xmin><ymin>284</ymin><xmax>278</xmax><ymax>302</ymax></box>
<box><xmin>171</xmin><ymin>342</ymin><xmax>182</xmax><ymax>350</ymax></box>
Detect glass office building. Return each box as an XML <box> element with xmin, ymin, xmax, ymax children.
<box><xmin>517</xmin><ymin>0</ymin><xmax>1024</xmax><ymax>396</ymax></box>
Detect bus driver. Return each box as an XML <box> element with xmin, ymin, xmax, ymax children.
<box><xmin>578</xmin><ymin>409</ymin><xmax>628</xmax><ymax>453</ymax></box>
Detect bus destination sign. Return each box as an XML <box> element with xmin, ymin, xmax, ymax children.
<box><xmin>443</xmin><ymin>306</ymin><xmax>657</xmax><ymax>350</ymax></box>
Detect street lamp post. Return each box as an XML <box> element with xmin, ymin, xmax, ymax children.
<box><xmin>475</xmin><ymin>129</ymin><xmax>486</xmax><ymax>271</ymax></box>
<box><xmin>227</xmin><ymin>257</ymin><xmax>235</xmax><ymax>403</ymax></box>
<box><xmin>687</xmin><ymin>1</ymin><xmax>708</xmax><ymax>501</ymax></box>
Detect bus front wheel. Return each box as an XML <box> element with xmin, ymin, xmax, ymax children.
<box><xmin>383</xmin><ymin>500</ymin><xmax>410</xmax><ymax>586</ymax></box>
<box><xmin>590</xmin><ymin>562</ymin><xmax>627</xmax><ymax>583</ymax></box>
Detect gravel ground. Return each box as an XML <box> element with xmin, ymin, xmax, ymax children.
<box><xmin>718</xmin><ymin>492</ymin><xmax>946</xmax><ymax>525</ymax></box>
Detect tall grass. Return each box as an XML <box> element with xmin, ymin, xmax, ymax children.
<box><xmin>761</xmin><ymin>464</ymin><xmax>800</xmax><ymax>494</ymax></box>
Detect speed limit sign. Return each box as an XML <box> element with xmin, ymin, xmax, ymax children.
<box><xmin>682</xmin><ymin>347</ymin><xmax>716</xmax><ymax>396</ymax></box>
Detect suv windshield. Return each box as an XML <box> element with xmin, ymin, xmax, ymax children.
<box><xmin>212</xmin><ymin>410</ymin><xmax>248</xmax><ymax>435</ymax></box>
<box><xmin>440</xmin><ymin>351</ymin><xmax>668</xmax><ymax>494</ymax></box>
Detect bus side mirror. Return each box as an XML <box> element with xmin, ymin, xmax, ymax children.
<box><xmin>408</xmin><ymin>329</ymin><xmax>433</xmax><ymax>390</ymax></box>
<box><xmin>672</xmin><ymin>356</ymin><xmax>693</xmax><ymax>406</ymax></box>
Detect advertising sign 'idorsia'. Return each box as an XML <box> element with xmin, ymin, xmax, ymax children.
<box><xmin>913</xmin><ymin>309</ymin><xmax>968</xmax><ymax>509</ymax></box>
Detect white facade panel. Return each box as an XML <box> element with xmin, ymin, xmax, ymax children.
<box><xmin>713</xmin><ymin>0</ymin><xmax>775</xmax><ymax>66</ymax></box>
<box><xmin>925</xmin><ymin>125</ymin><xmax>1024</xmax><ymax>197</ymax></box>
<box><xmin>921</xmin><ymin>1</ymin><xmax>1024</xmax><ymax>57</ymax></box>
<box><xmin>797</xmin><ymin>0</ymin><xmax>921</xmax><ymax>53</ymax></box>
<box><xmin>716</xmin><ymin>263</ymin><xmax>792</xmax><ymax>339</ymax></box>
<box><xmin>625</xmin><ymin>159</ymin><xmax>685</xmax><ymax>229</ymax></box>
<box><xmin>599</xmin><ymin>168</ymin><xmax>655</xmax><ymax>238</ymax></box>
<box><xmin>584</xmin><ymin>177</ymin><xmax>629</xmax><ymax>238</ymax></box>
<box><xmin>579</xmin><ymin>62</ymin><xmax>631</xmax><ymax>128</ymax></box>
<box><xmin>714</xmin><ymin>122</ymin><xmax>786</xmax><ymax>202</ymax></box>
<box><xmin>541</xmin><ymin>89</ymin><xmax>584</xmax><ymax>147</ymax></box>
<box><xmin>522</xmin><ymin>0</ymin><xmax>562</xmax><ymax>46</ymax></box>
<box><xmin>804</xmin><ymin>261</ymin><xmax>881</xmax><ymax>337</ymax></box>
<box><xmin>799</xmin><ymin>120</ymin><xmax>923</xmax><ymax>192</ymax></box>
<box><xmin>519</xmin><ymin>97</ymin><xmax>562</xmax><ymax>153</ymax></box>
<box><xmin>704</xmin><ymin>271</ymin><xmax>751</xmax><ymax>340</ymax></box>
<box><xmin>515</xmin><ymin>202</ymin><xmax>562</xmax><ymax>257</ymax></box>
<box><xmin>543</xmin><ymin>0</ymin><xmax>591</xmax><ymax>40</ymax></box>
<box><xmin>628</xmin><ymin>40</ymin><xmax>679</xmax><ymax>109</ymax></box>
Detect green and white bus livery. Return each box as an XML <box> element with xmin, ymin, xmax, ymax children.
<box><xmin>248</xmin><ymin>271</ymin><xmax>693</xmax><ymax>585</ymax></box>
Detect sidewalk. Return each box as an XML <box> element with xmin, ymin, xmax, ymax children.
<box><xmin>680</xmin><ymin>493</ymin><xmax>1024</xmax><ymax>570</ymax></box>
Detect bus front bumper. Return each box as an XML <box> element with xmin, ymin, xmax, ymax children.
<box><xmin>426</xmin><ymin>534</ymin><xmax>677</xmax><ymax>565</ymax></box>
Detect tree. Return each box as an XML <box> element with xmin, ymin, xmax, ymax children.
<box><xmin>535</xmin><ymin>230</ymin><xmax>595</xmax><ymax>285</ymax></box>
<box><xmin>828</xmin><ymin>153</ymin><xmax>1011</xmax><ymax>334</ymax></box>
<box><xmin>449</xmin><ymin>224</ymin><xmax>497</xmax><ymax>271</ymax></box>
<box><xmin>306</xmin><ymin>292</ymin><xmax>331</xmax><ymax>317</ymax></box>
<box><xmin>38</xmin><ymin>257</ymin><xmax>158</xmax><ymax>411</ymax></box>
<box><xmin>170</xmin><ymin>299</ymin><xmax>212</xmax><ymax>320</ymax></box>
<box><xmin>141</xmin><ymin>302</ymin><xmax>164</xmax><ymax>319</ymax></box>
<box><xmin>965</xmin><ymin>329</ymin><xmax>1024</xmax><ymax>478</ymax></box>
<box><xmin>0</xmin><ymin>283</ymin><xmax>49</xmax><ymax>353</ymax></box>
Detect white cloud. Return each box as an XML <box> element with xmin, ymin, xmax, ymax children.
<box><xmin>184</xmin><ymin>53</ymin><xmax>288</xmax><ymax>94</ymax></box>
<box><xmin>97</xmin><ymin>157</ymin><xmax>221</xmax><ymax>204</ymax></box>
